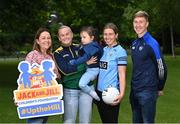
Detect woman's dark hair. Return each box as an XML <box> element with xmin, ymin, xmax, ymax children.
<box><xmin>103</xmin><ymin>22</ymin><xmax>118</xmax><ymax>34</ymax></box>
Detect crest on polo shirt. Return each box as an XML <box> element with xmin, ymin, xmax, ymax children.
<box><xmin>139</xmin><ymin>46</ymin><xmax>143</xmax><ymax>51</ymax></box>
<box><xmin>132</xmin><ymin>46</ymin><xmax>135</xmax><ymax>50</ymax></box>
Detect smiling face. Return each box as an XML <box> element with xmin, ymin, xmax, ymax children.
<box><xmin>103</xmin><ymin>28</ymin><xmax>118</xmax><ymax>47</ymax></box>
<box><xmin>58</xmin><ymin>26</ymin><xmax>73</xmax><ymax>46</ymax></box>
<box><xmin>133</xmin><ymin>16</ymin><xmax>149</xmax><ymax>38</ymax></box>
<box><xmin>37</xmin><ymin>31</ymin><xmax>52</xmax><ymax>53</ymax></box>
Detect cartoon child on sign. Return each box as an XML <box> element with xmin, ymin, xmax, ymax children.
<box><xmin>17</xmin><ymin>60</ymin><xmax>57</xmax><ymax>90</ymax></box>
<box><xmin>17</xmin><ymin>61</ymin><xmax>32</xmax><ymax>88</ymax></box>
<box><xmin>42</xmin><ymin>61</ymin><xmax>56</xmax><ymax>86</ymax></box>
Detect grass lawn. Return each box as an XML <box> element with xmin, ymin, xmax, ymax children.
<box><xmin>0</xmin><ymin>55</ymin><xmax>180</xmax><ymax>123</ymax></box>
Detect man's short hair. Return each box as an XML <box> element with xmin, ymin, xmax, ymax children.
<box><xmin>133</xmin><ymin>10</ymin><xmax>149</xmax><ymax>21</ymax></box>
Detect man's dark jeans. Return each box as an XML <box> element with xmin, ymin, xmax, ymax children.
<box><xmin>130</xmin><ymin>90</ymin><xmax>158</xmax><ymax>123</ymax></box>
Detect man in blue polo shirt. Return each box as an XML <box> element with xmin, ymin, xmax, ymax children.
<box><xmin>130</xmin><ymin>11</ymin><xmax>167</xmax><ymax>123</ymax></box>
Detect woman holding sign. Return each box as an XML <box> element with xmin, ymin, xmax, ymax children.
<box><xmin>24</xmin><ymin>27</ymin><xmax>59</xmax><ymax>123</ymax></box>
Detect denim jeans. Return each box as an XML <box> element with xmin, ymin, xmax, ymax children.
<box><xmin>63</xmin><ymin>87</ymin><xmax>93</xmax><ymax>124</ymax></box>
<box><xmin>26</xmin><ymin>116</ymin><xmax>48</xmax><ymax>124</ymax></box>
<box><xmin>79</xmin><ymin>67</ymin><xmax>99</xmax><ymax>93</ymax></box>
<box><xmin>130</xmin><ymin>90</ymin><xmax>158</xmax><ymax>123</ymax></box>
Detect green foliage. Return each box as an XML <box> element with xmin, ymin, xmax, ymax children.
<box><xmin>0</xmin><ymin>32</ymin><xmax>33</xmax><ymax>56</ymax></box>
<box><xmin>0</xmin><ymin>0</ymin><xmax>52</xmax><ymax>55</ymax></box>
<box><xmin>52</xmin><ymin>0</ymin><xmax>129</xmax><ymax>33</ymax></box>
<box><xmin>0</xmin><ymin>0</ymin><xmax>129</xmax><ymax>55</ymax></box>
<box><xmin>0</xmin><ymin>0</ymin><xmax>49</xmax><ymax>33</ymax></box>
<box><xmin>0</xmin><ymin>0</ymin><xmax>180</xmax><ymax>55</ymax></box>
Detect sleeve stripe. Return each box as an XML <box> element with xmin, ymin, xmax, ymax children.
<box><xmin>118</xmin><ymin>56</ymin><xmax>127</xmax><ymax>61</ymax></box>
<box><xmin>157</xmin><ymin>59</ymin><xmax>164</xmax><ymax>79</ymax></box>
<box><xmin>118</xmin><ymin>64</ymin><xmax>127</xmax><ymax>66</ymax></box>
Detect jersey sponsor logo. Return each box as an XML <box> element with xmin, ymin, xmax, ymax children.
<box><xmin>100</xmin><ymin>61</ymin><xmax>108</xmax><ymax>69</ymax></box>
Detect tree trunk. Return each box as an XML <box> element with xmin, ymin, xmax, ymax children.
<box><xmin>170</xmin><ymin>22</ymin><xmax>175</xmax><ymax>57</ymax></box>
<box><xmin>162</xmin><ymin>28</ymin><xmax>171</xmax><ymax>54</ymax></box>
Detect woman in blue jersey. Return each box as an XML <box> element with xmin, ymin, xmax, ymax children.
<box><xmin>95</xmin><ymin>23</ymin><xmax>127</xmax><ymax>123</ymax></box>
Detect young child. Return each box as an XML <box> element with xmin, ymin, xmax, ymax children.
<box><xmin>69</xmin><ymin>26</ymin><xmax>103</xmax><ymax>101</ymax></box>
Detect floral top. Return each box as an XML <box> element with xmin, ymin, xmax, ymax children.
<box><xmin>25</xmin><ymin>50</ymin><xmax>60</xmax><ymax>78</ymax></box>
